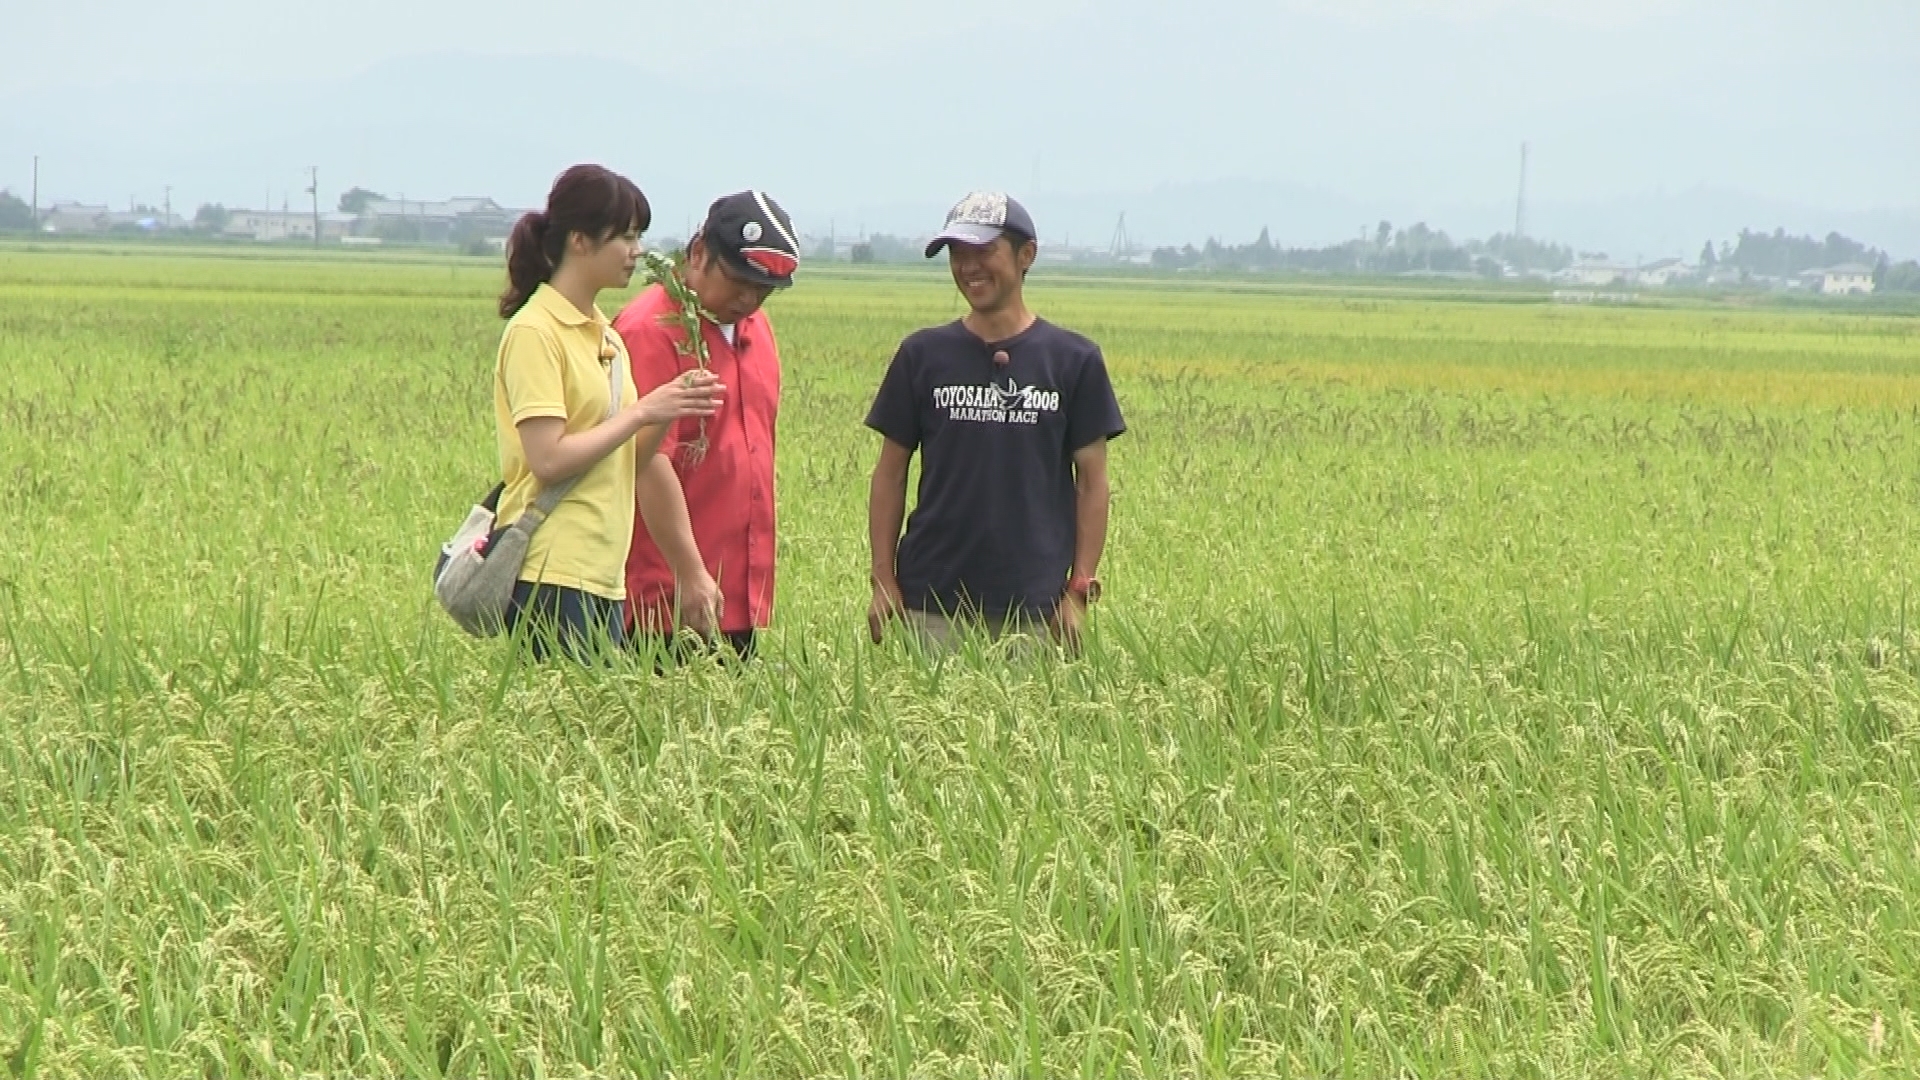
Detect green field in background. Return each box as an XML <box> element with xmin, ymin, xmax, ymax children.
<box><xmin>3</xmin><ymin>247</ymin><xmax>1920</xmax><ymax>1078</ymax></box>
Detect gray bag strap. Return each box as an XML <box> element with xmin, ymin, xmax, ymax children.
<box><xmin>517</xmin><ymin>327</ymin><xmax>626</xmax><ymax>529</ymax></box>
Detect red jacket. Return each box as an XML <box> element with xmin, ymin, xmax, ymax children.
<box><xmin>613</xmin><ymin>285</ymin><xmax>781</xmax><ymax>635</ymax></box>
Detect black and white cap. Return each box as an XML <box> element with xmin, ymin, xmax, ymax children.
<box><xmin>924</xmin><ymin>191</ymin><xmax>1037</xmax><ymax>257</ymax></box>
<box><xmin>701</xmin><ymin>190</ymin><xmax>800</xmax><ymax>288</ymax></box>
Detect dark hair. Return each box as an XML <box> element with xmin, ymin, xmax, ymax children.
<box><xmin>499</xmin><ymin>164</ymin><xmax>651</xmax><ymax>318</ymax></box>
<box><xmin>1004</xmin><ymin>229</ymin><xmax>1036</xmax><ymax>279</ymax></box>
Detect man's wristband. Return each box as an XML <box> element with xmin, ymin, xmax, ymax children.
<box><xmin>1066</xmin><ymin>575</ymin><xmax>1102</xmax><ymax>604</ymax></box>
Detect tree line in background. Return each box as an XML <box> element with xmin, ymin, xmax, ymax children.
<box><xmin>1147</xmin><ymin>221</ymin><xmax>1919</xmax><ymax>291</ymax></box>
<box><xmin>0</xmin><ymin>192</ymin><xmax>37</xmax><ymax>231</ymax></box>
<box><xmin>4</xmin><ymin>186</ymin><xmax>1918</xmax><ymax>292</ymax></box>
<box><xmin>1146</xmin><ymin>223</ymin><xmax>1574</xmax><ymax>277</ymax></box>
<box><xmin>835</xmin><ymin>222</ymin><xmax>1577</xmax><ymax>277</ymax></box>
<box><xmin>1708</xmin><ymin>228</ymin><xmax>1920</xmax><ymax>290</ymax></box>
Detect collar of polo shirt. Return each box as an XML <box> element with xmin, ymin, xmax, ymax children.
<box><xmin>529</xmin><ymin>282</ymin><xmax>604</xmax><ymax>328</ymax></box>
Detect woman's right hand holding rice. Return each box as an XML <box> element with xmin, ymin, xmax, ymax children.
<box><xmin>632</xmin><ymin>368</ymin><xmax>724</xmax><ymax>427</ymax></box>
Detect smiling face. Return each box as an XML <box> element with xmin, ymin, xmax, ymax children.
<box><xmin>684</xmin><ymin>235</ymin><xmax>776</xmax><ymax>325</ymax></box>
<box><xmin>947</xmin><ymin>233</ymin><xmax>1035</xmax><ymax>316</ymax></box>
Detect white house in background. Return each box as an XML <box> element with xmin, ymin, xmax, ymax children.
<box><xmin>360</xmin><ymin>196</ymin><xmax>506</xmax><ymax>222</ymax></box>
<box><xmin>1632</xmin><ymin>258</ymin><xmax>1693</xmax><ymax>287</ymax></box>
<box><xmin>224</xmin><ymin>210</ymin><xmax>355</xmax><ymax>242</ymax></box>
<box><xmin>39</xmin><ymin>202</ymin><xmax>110</xmax><ymax>233</ymax></box>
<box><xmin>356</xmin><ymin>196</ymin><xmax>517</xmax><ymax>242</ymax></box>
<box><xmin>37</xmin><ymin>202</ymin><xmax>185</xmax><ymax>233</ymax></box>
<box><xmin>103</xmin><ymin>209</ymin><xmax>186</xmax><ymax>231</ymax></box>
<box><xmin>1556</xmin><ymin>258</ymin><xmax>1632</xmax><ymax>286</ymax></box>
<box><xmin>1802</xmin><ymin>263</ymin><xmax>1876</xmax><ymax>296</ymax></box>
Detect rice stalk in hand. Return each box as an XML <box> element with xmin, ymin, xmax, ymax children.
<box><xmin>639</xmin><ymin>249</ymin><xmax>715</xmax><ymax>466</ymax></box>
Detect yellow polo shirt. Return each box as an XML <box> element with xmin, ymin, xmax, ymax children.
<box><xmin>493</xmin><ymin>283</ymin><xmax>639</xmax><ymax>600</ymax></box>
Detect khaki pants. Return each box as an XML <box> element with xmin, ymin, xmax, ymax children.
<box><xmin>902</xmin><ymin>608</ymin><xmax>1045</xmax><ymax>660</ymax></box>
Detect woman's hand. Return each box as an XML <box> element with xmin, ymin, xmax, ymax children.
<box><xmin>515</xmin><ymin>369</ymin><xmax>724</xmax><ymax>486</ymax></box>
<box><xmin>632</xmin><ymin>369</ymin><xmax>724</xmax><ymax>427</ymax></box>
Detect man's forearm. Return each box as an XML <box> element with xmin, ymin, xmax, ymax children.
<box><xmin>1071</xmin><ymin>477</ymin><xmax>1109</xmax><ymax>579</ymax></box>
<box><xmin>868</xmin><ymin>469</ymin><xmax>907</xmax><ymax>587</ymax></box>
<box><xmin>632</xmin><ymin>421</ymin><xmax>674</xmax><ymax>466</ymax></box>
<box><xmin>636</xmin><ymin>454</ymin><xmax>704</xmax><ymax>578</ymax></box>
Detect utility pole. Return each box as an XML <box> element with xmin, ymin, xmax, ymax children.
<box><xmin>163</xmin><ymin>185</ymin><xmax>172</xmax><ymax>229</ymax></box>
<box><xmin>30</xmin><ymin>155</ymin><xmax>39</xmax><ymax>227</ymax></box>
<box><xmin>307</xmin><ymin>166</ymin><xmax>319</xmax><ymax>247</ymax></box>
<box><xmin>1514</xmin><ymin>141</ymin><xmax>1530</xmax><ymax>240</ymax></box>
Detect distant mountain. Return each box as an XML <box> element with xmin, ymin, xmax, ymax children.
<box><xmin>810</xmin><ymin>182</ymin><xmax>1375</xmax><ymax>253</ymax></box>
<box><xmin>1525</xmin><ymin>191</ymin><xmax>1920</xmax><ymax>264</ymax></box>
<box><xmin>4</xmin><ymin>53</ymin><xmax>849</xmax><ymax>233</ymax></box>
<box><xmin>6</xmin><ymin>38</ymin><xmax>1915</xmax><ymax>261</ymax></box>
<box><xmin>827</xmin><ymin>182</ymin><xmax>1920</xmax><ymax>263</ymax></box>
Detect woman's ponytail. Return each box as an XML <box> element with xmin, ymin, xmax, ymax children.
<box><xmin>499</xmin><ymin>211</ymin><xmax>556</xmax><ymax>318</ymax></box>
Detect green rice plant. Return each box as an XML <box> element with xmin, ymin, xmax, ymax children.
<box><xmin>639</xmin><ymin>248</ymin><xmax>715</xmax><ymax>466</ymax></box>
<box><xmin>1</xmin><ymin>244</ymin><xmax>1918</xmax><ymax>1077</ymax></box>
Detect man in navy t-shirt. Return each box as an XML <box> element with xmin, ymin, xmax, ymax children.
<box><xmin>866</xmin><ymin>191</ymin><xmax>1126</xmax><ymax>653</ymax></box>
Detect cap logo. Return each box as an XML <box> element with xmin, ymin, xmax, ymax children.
<box><xmin>750</xmin><ymin>190</ymin><xmax>799</xmax><ymax>254</ymax></box>
<box><xmin>742</xmin><ymin>221</ymin><xmax>763</xmax><ymax>242</ymax></box>
<box><xmin>948</xmin><ymin>191</ymin><xmax>1009</xmax><ymax>228</ymax></box>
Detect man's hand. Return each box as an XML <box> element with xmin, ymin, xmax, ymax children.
<box><xmin>676</xmin><ymin>570</ymin><xmax>723</xmax><ymax>637</ymax></box>
<box><xmin>868</xmin><ymin>579</ymin><xmax>906</xmax><ymax>644</ymax></box>
<box><xmin>1049</xmin><ymin>593</ymin><xmax>1087</xmax><ymax>655</ymax></box>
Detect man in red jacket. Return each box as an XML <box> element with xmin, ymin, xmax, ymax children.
<box><xmin>614</xmin><ymin>190</ymin><xmax>798</xmax><ymax>661</ymax></box>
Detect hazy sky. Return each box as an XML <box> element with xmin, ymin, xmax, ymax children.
<box><xmin>5</xmin><ymin>0</ymin><xmax>1915</xmax><ymax>253</ymax></box>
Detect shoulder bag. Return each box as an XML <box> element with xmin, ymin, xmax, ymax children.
<box><xmin>433</xmin><ymin>329</ymin><xmax>625</xmax><ymax>636</ymax></box>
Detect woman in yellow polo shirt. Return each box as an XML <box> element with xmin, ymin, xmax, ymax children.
<box><xmin>494</xmin><ymin>164</ymin><xmax>723</xmax><ymax>658</ymax></box>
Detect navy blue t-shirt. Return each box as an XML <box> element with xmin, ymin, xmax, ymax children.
<box><xmin>865</xmin><ymin>317</ymin><xmax>1126</xmax><ymax>620</ymax></box>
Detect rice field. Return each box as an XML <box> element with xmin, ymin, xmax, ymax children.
<box><xmin>3</xmin><ymin>245</ymin><xmax>1920</xmax><ymax>1078</ymax></box>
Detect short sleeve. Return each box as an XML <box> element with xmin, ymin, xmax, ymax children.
<box><xmin>1066</xmin><ymin>345</ymin><xmax>1126</xmax><ymax>452</ymax></box>
<box><xmin>498</xmin><ymin>325</ymin><xmax>568</xmax><ymax>424</ymax></box>
<box><xmin>864</xmin><ymin>342</ymin><xmax>922</xmax><ymax>451</ymax></box>
<box><xmin>615</xmin><ymin>299</ymin><xmax>691</xmax><ymax>459</ymax></box>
